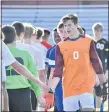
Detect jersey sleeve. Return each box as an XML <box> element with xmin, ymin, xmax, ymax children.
<box><xmin>45</xmin><ymin>48</ymin><xmax>51</xmax><ymax>66</ymax></box>
<box><xmin>27</xmin><ymin>52</ymin><xmax>42</xmax><ymax>96</ymax></box>
<box><xmin>48</xmin><ymin>48</ymin><xmax>55</xmax><ymax>68</ymax></box>
<box><xmin>2</xmin><ymin>42</ymin><xmax>16</xmax><ymax>66</ymax></box>
<box><xmin>53</xmin><ymin>45</ymin><xmax>64</xmax><ymax>78</ymax></box>
<box><xmin>90</xmin><ymin>40</ymin><xmax>104</xmax><ymax>74</ymax></box>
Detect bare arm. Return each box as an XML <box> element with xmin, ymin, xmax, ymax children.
<box><xmin>90</xmin><ymin>40</ymin><xmax>106</xmax><ymax>85</ymax></box>
<box><xmin>38</xmin><ymin>69</ymin><xmax>47</xmax><ymax>83</ymax></box>
<box><xmin>49</xmin><ymin>68</ymin><xmax>55</xmax><ymax>81</ymax></box>
<box><xmin>11</xmin><ymin>61</ymin><xmax>49</xmax><ymax>92</ymax></box>
<box><xmin>2</xmin><ymin>82</ymin><xmax>9</xmax><ymax>111</ymax></box>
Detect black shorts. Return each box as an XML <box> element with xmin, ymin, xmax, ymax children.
<box><xmin>31</xmin><ymin>89</ymin><xmax>37</xmax><ymax>110</ymax></box>
<box><xmin>7</xmin><ymin>88</ymin><xmax>32</xmax><ymax>111</ymax></box>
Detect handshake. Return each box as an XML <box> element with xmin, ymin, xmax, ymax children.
<box><xmin>38</xmin><ymin>82</ymin><xmax>55</xmax><ymax>110</ymax></box>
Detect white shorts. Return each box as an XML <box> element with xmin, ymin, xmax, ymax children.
<box><xmin>63</xmin><ymin>92</ymin><xmax>94</xmax><ymax>111</ymax></box>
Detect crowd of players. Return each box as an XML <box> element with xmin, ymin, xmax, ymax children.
<box><xmin>1</xmin><ymin>13</ymin><xmax>109</xmax><ymax>112</ymax></box>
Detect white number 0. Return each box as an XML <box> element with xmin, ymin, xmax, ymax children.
<box><xmin>73</xmin><ymin>51</ymin><xmax>79</xmax><ymax>60</ymax></box>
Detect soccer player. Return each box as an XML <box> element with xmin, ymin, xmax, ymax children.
<box><xmin>46</xmin><ymin>28</ymin><xmax>62</xmax><ymax>111</ymax></box>
<box><xmin>1</xmin><ymin>26</ymin><xmax>50</xmax><ymax>111</ymax></box>
<box><xmin>23</xmin><ymin>23</ymin><xmax>47</xmax><ymax>110</ymax></box>
<box><xmin>2</xmin><ymin>25</ymin><xmax>46</xmax><ymax>111</ymax></box>
<box><xmin>48</xmin><ymin>14</ymin><xmax>107</xmax><ymax>111</ymax></box>
<box><xmin>92</xmin><ymin>22</ymin><xmax>108</xmax><ymax>73</ymax></box>
<box><xmin>31</xmin><ymin>27</ymin><xmax>48</xmax><ymax>59</ymax></box>
<box><xmin>12</xmin><ymin>23</ymin><xmax>54</xmax><ymax>110</ymax></box>
<box><xmin>0</xmin><ymin>28</ymin><xmax>9</xmax><ymax>111</ymax></box>
<box><xmin>31</xmin><ymin>27</ymin><xmax>48</xmax><ymax>83</ymax></box>
<box><xmin>92</xmin><ymin>22</ymin><xmax>108</xmax><ymax>111</ymax></box>
<box><xmin>12</xmin><ymin>22</ymin><xmax>46</xmax><ymax>83</ymax></box>
<box><xmin>41</xmin><ymin>28</ymin><xmax>52</xmax><ymax>84</ymax></box>
<box><xmin>41</xmin><ymin>28</ymin><xmax>52</xmax><ymax>49</ymax></box>
<box><xmin>48</xmin><ymin>22</ymin><xmax>68</xmax><ymax>111</ymax></box>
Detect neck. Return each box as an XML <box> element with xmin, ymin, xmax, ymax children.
<box><xmin>23</xmin><ymin>39</ymin><xmax>31</xmax><ymax>44</ymax></box>
<box><xmin>16</xmin><ymin>36</ymin><xmax>22</xmax><ymax>43</ymax></box>
<box><xmin>7</xmin><ymin>42</ymin><xmax>16</xmax><ymax>47</ymax></box>
<box><xmin>95</xmin><ymin>36</ymin><xmax>102</xmax><ymax>41</ymax></box>
<box><xmin>69</xmin><ymin>30</ymin><xmax>80</xmax><ymax>39</ymax></box>
<box><xmin>33</xmin><ymin>39</ymin><xmax>40</xmax><ymax>43</ymax></box>
<box><xmin>42</xmin><ymin>38</ymin><xmax>48</xmax><ymax>42</ymax></box>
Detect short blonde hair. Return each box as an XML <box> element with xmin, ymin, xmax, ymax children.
<box><xmin>23</xmin><ymin>23</ymin><xmax>36</xmax><ymax>38</ymax></box>
<box><xmin>92</xmin><ymin>22</ymin><xmax>103</xmax><ymax>31</ymax></box>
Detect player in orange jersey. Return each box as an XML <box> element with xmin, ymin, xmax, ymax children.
<box><xmin>48</xmin><ymin>14</ymin><xmax>107</xmax><ymax>111</ymax></box>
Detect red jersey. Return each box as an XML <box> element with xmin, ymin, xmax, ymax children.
<box><xmin>41</xmin><ymin>41</ymin><xmax>52</xmax><ymax>49</ymax></box>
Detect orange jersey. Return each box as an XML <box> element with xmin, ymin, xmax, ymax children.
<box><xmin>55</xmin><ymin>35</ymin><xmax>96</xmax><ymax>98</ymax></box>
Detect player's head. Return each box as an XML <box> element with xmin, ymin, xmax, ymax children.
<box><xmin>32</xmin><ymin>27</ymin><xmax>44</xmax><ymax>41</ymax></box>
<box><xmin>12</xmin><ymin>21</ymin><xmax>25</xmax><ymax>41</ymax></box>
<box><xmin>92</xmin><ymin>22</ymin><xmax>103</xmax><ymax>39</ymax></box>
<box><xmin>23</xmin><ymin>23</ymin><xmax>35</xmax><ymax>39</ymax></box>
<box><xmin>36</xmin><ymin>27</ymin><xmax>44</xmax><ymax>40</ymax></box>
<box><xmin>61</xmin><ymin>13</ymin><xmax>78</xmax><ymax>36</ymax></box>
<box><xmin>42</xmin><ymin>29</ymin><xmax>50</xmax><ymax>42</ymax></box>
<box><xmin>57</xmin><ymin>22</ymin><xmax>68</xmax><ymax>40</ymax></box>
<box><xmin>52</xmin><ymin>28</ymin><xmax>61</xmax><ymax>44</ymax></box>
<box><xmin>2</xmin><ymin>25</ymin><xmax>16</xmax><ymax>44</ymax></box>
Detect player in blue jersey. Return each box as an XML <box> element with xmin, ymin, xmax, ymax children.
<box><xmin>46</xmin><ymin>22</ymin><xmax>68</xmax><ymax>111</ymax></box>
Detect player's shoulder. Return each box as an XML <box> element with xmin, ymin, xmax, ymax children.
<box><xmin>57</xmin><ymin>38</ymin><xmax>68</xmax><ymax>47</ymax></box>
<box><xmin>84</xmin><ymin>34</ymin><xmax>95</xmax><ymax>42</ymax></box>
<box><xmin>30</xmin><ymin>45</ymin><xmax>42</xmax><ymax>53</ymax></box>
<box><xmin>50</xmin><ymin>46</ymin><xmax>56</xmax><ymax>53</ymax></box>
<box><xmin>47</xmin><ymin>46</ymin><xmax>54</xmax><ymax>54</ymax></box>
<box><xmin>10</xmin><ymin>46</ymin><xmax>30</xmax><ymax>58</ymax></box>
<box><xmin>17</xmin><ymin>47</ymin><xmax>31</xmax><ymax>55</ymax></box>
<box><xmin>101</xmin><ymin>38</ymin><xmax>108</xmax><ymax>44</ymax></box>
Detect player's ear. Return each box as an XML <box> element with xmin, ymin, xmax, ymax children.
<box><xmin>76</xmin><ymin>23</ymin><xmax>79</xmax><ymax>28</ymax></box>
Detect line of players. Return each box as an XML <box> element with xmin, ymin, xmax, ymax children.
<box><xmin>1</xmin><ymin>13</ymin><xmax>108</xmax><ymax>112</ymax></box>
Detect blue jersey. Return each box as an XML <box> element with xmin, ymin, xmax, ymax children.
<box><xmin>47</xmin><ymin>45</ymin><xmax>63</xmax><ymax>111</ymax></box>
<box><xmin>45</xmin><ymin>47</ymin><xmax>53</xmax><ymax>66</ymax></box>
<box><xmin>48</xmin><ymin>46</ymin><xmax>56</xmax><ymax>68</ymax></box>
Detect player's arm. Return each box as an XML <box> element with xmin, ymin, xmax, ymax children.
<box><xmin>11</xmin><ymin>61</ymin><xmax>49</xmax><ymax>92</ymax></box>
<box><xmin>27</xmin><ymin>53</ymin><xmax>47</xmax><ymax>107</ymax></box>
<box><xmin>104</xmin><ymin>41</ymin><xmax>109</xmax><ymax>71</ymax></box>
<box><xmin>48</xmin><ymin>45</ymin><xmax>63</xmax><ymax>90</ymax></box>
<box><xmin>27</xmin><ymin>52</ymin><xmax>43</xmax><ymax>96</ymax></box>
<box><xmin>36</xmin><ymin>51</ymin><xmax>47</xmax><ymax>83</ymax></box>
<box><xmin>47</xmin><ymin>48</ymin><xmax>56</xmax><ymax>83</ymax></box>
<box><xmin>2</xmin><ymin>42</ymin><xmax>48</xmax><ymax>91</ymax></box>
<box><xmin>49</xmin><ymin>68</ymin><xmax>55</xmax><ymax>81</ymax></box>
<box><xmin>90</xmin><ymin>40</ymin><xmax>106</xmax><ymax>84</ymax></box>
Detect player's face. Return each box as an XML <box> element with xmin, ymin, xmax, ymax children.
<box><xmin>58</xmin><ymin>27</ymin><xmax>68</xmax><ymax>40</ymax></box>
<box><xmin>94</xmin><ymin>29</ymin><xmax>102</xmax><ymax>38</ymax></box>
<box><xmin>53</xmin><ymin>31</ymin><xmax>61</xmax><ymax>44</ymax></box>
<box><xmin>93</xmin><ymin>29</ymin><xmax>103</xmax><ymax>38</ymax></box>
<box><xmin>64</xmin><ymin>20</ymin><xmax>78</xmax><ymax>36</ymax></box>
